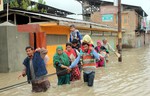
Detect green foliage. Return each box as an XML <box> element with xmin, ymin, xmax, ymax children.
<box><xmin>4</xmin><ymin>0</ymin><xmax>47</xmax><ymax>13</ymax></box>
<box><xmin>9</xmin><ymin>0</ymin><xmax>30</xmax><ymax>10</ymax></box>
<box><xmin>31</xmin><ymin>4</ymin><xmax>38</xmax><ymax>12</ymax></box>
<box><xmin>38</xmin><ymin>0</ymin><xmax>46</xmax><ymax>5</ymax></box>
<box><xmin>31</xmin><ymin>0</ymin><xmax>47</xmax><ymax>13</ymax></box>
<box><xmin>21</xmin><ymin>0</ymin><xmax>28</xmax><ymax>10</ymax></box>
<box><xmin>41</xmin><ymin>8</ymin><xmax>47</xmax><ymax>13</ymax></box>
<box><xmin>10</xmin><ymin>0</ymin><xmax>19</xmax><ymax>8</ymax></box>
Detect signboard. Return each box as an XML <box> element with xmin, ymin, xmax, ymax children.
<box><xmin>102</xmin><ymin>14</ymin><xmax>114</xmax><ymax>22</ymax></box>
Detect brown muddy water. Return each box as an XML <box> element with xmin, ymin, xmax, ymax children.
<box><xmin>0</xmin><ymin>46</ymin><xmax>150</xmax><ymax>96</ymax></box>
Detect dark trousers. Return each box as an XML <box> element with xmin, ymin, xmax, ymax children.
<box><xmin>32</xmin><ymin>80</ymin><xmax>50</xmax><ymax>92</ymax></box>
<box><xmin>83</xmin><ymin>71</ymin><xmax>95</xmax><ymax>87</ymax></box>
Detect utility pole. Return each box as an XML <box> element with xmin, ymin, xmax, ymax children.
<box><xmin>118</xmin><ymin>0</ymin><xmax>122</xmax><ymax>62</ymax></box>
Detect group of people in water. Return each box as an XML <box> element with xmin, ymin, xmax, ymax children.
<box><xmin>19</xmin><ymin>25</ymin><xmax>112</xmax><ymax>93</ymax></box>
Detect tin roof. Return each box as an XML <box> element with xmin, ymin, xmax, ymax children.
<box><xmin>0</xmin><ymin>9</ymin><xmax>125</xmax><ymax>32</ymax></box>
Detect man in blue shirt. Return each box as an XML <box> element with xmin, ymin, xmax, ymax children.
<box><xmin>19</xmin><ymin>46</ymin><xmax>50</xmax><ymax>92</ymax></box>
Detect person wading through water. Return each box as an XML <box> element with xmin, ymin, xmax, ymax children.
<box><xmin>18</xmin><ymin>46</ymin><xmax>50</xmax><ymax>92</ymax></box>
<box><xmin>95</xmin><ymin>40</ymin><xmax>107</xmax><ymax>67</ymax></box>
<box><xmin>64</xmin><ymin>42</ymin><xmax>81</xmax><ymax>81</ymax></box>
<box><xmin>71</xmin><ymin>39</ymin><xmax>82</xmax><ymax>72</ymax></box>
<box><xmin>69</xmin><ymin>35</ymin><xmax>100</xmax><ymax>87</ymax></box>
<box><xmin>53</xmin><ymin>46</ymin><xmax>71</xmax><ymax>85</ymax></box>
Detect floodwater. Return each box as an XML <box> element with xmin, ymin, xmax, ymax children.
<box><xmin>1</xmin><ymin>46</ymin><xmax>150</xmax><ymax>96</ymax></box>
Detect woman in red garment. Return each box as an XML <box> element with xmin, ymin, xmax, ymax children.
<box><xmin>64</xmin><ymin>42</ymin><xmax>81</xmax><ymax>81</ymax></box>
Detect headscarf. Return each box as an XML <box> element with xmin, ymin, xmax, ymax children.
<box><xmin>97</xmin><ymin>40</ymin><xmax>102</xmax><ymax>45</ymax></box>
<box><xmin>96</xmin><ymin>40</ymin><xmax>103</xmax><ymax>51</ymax></box>
<box><xmin>53</xmin><ymin>46</ymin><xmax>70</xmax><ymax>68</ymax></box>
<box><xmin>102</xmin><ymin>38</ymin><xmax>108</xmax><ymax>45</ymax></box>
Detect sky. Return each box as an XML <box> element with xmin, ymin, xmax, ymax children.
<box><xmin>33</xmin><ymin>0</ymin><xmax>150</xmax><ymax>20</ymax></box>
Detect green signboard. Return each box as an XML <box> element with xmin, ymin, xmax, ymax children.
<box><xmin>102</xmin><ymin>14</ymin><xmax>114</xmax><ymax>22</ymax></box>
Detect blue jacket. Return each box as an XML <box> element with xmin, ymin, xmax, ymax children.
<box><xmin>23</xmin><ymin>52</ymin><xmax>47</xmax><ymax>83</ymax></box>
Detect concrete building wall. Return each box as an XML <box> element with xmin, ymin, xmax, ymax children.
<box><xmin>0</xmin><ymin>25</ymin><xmax>29</xmax><ymax>72</ymax></box>
<box><xmin>0</xmin><ymin>26</ymin><xmax>8</xmax><ymax>72</ymax></box>
<box><xmin>122</xmin><ymin>33</ymin><xmax>136</xmax><ymax>48</ymax></box>
<box><xmin>91</xmin><ymin>10</ymin><xmax>137</xmax><ymax>33</ymax></box>
<box><xmin>135</xmin><ymin>33</ymin><xmax>150</xmax><ymax>48</ymax></box>
<box><xmin>145</xmin><ymin>33</ymin><xmax>150</xmax><ymax>45</ymax></box>
<box><xmin>127</xmin><ymin>11</ymin><xmax>137</xmax><ymax>32</ymax></box>
<box><xmin>122</xmin><ymin>32</ymin><xmax>150</xmax><ymax>48</ymax></box>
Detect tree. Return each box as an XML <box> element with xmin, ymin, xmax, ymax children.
<box><xmin>38</xmin><ymin>0</ymin><xmax>47</xmax><ymax>13</ymax></box>
<box><xmin>21</xmin><ymin>0</ymin><xmax>29</xmax><ymax>10</ymax></box>
<box><xmin>4</xmin><ymin>0</ymin><xmax>47</xmax><ymax>13</ymax></box>
<box><xmin>8</xmin><ymin>0</ymin><xmax>30</xmax><ymax>10</ymax></box>
<box><xmin>38</xmin><ymin>0</ymin><xmax>46</xmax><ymax>5</ymax></box>
<box><xmin>31</xmin><ymin>4</ymin><xmax>38</xmax><ymax>12</ymax></box>
<box><xmin>10</xmin><ymin>0</ymin><xmax>19</xmax><ymax>8</ymax></box>
<box><xmin>31</xmin><ymin>0</ymin><xmax>47</xmax><ymax>13</ymax></box>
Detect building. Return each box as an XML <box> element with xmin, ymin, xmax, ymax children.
<box><xmin>77</xmin><ymin>0</ymin><xmax>150</xmax><ymax>48</ymax></box>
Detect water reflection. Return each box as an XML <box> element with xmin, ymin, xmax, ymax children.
<box><xmin>1</xmin><ymin>46</ymin><xmax>150</xmax><ymax>96</ymax></box>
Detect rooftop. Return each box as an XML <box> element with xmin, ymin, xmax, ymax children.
<box><xmin>0</xmin><ymin>8</ymin><xmax>125</xmax><ymax>32</ymax></box>
<box><xmin>77</xmin><ymin>0</ymin><xmax>148</xmax><ymax>16</ymax></box>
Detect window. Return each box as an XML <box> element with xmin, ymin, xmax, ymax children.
<box><xmin>46</xmin><ymin>34</ymin><xmax>67</xmax><ymax>45</ymax></box>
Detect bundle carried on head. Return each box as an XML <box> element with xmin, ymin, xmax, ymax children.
<box><xmin>82</xmin><ymin>34</ymin><xmax>93</xmax><ymax>44</ymax></box>
<box><xmin>81</xmin><ymin>34</ymin><xmax>93</xmax><ymax>53</ymax></box>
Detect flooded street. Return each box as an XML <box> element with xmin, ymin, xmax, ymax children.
<box><xmin>1</xmin><ymin>46</ymin><xmax>150</xmax><ymax>96</ymax></box>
